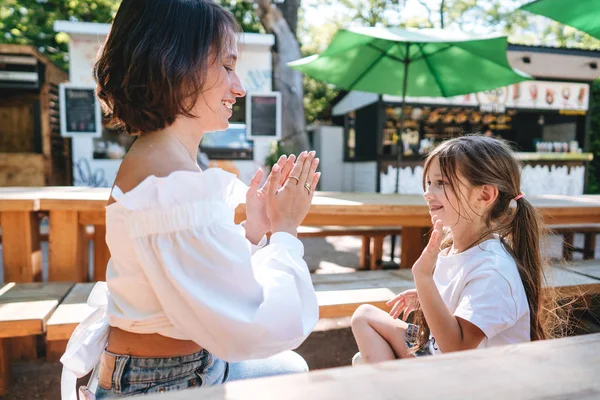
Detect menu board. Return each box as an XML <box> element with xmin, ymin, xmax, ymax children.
<box><xmin>59</xmin><ymin>84</ymin><xmax>101</xmax><ymax>137</ymax></box>
<box><xmin>246</xmin><ymin>92</ymin><xmax>281</xmax><ymax>139</ymax></box>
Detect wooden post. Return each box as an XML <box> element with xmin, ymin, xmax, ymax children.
<box><xmin>1</xmin><ymin>211</ymin><xmax>42</xmax><ymax>283</ymax></box>
<box><xmin>93</xmin><ymin>225</ymin><xmax>110</xmax><ymax>281</ymax></box>
<box><xmin>360</xmin><ymin>236</ymin><xmax>370</xmax><ymax>270</ymax></box>
<box><xmin>370</xmin><ymin>236</ymin><xmax>384</xmax><ymax>270</ymax></box>
<box><xmin>49</xmin><ymin>210</ymin><xmax>88</xmax><ymax>282</ymax></box>
<box><xmin>400</xmin><ymin>227</ymin><xmax>430</xmax><ymax>269</ymax></box>
<box><xmin>0</xmin><ymin>339</ymin><xmax>9</xmax><ymax>397</ymax></box>
<box><xmin>563</xmin><ymin>232</ymin><xmax>574</xmax><ymax>261</ymax></box>
<box><xmin>584</xmin><ymin>232</ymin><xmax>597</xmax><ymax>260</ymax></box>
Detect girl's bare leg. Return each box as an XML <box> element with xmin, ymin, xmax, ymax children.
<box><xmin>351</xmin><ymin>304</ymin><xmax>412</xmax><ymax>363</ymax></box>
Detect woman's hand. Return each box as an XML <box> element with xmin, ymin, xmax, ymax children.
<box><xmin>386</xmin><ymin>289</ymin><xmax>419</xmax><ymax>320</ymax></box>
<box><xmin>266</xmin><ymin>151</ymin><xmax>320</xmax><ymax>236</ymax></box>
<box><xmin>244</xmin><ymin>155</ymin><xmax>296</xmax><ymax>244</ymax></box>
<box><xmin>411</xmin><ymin>215</ymin><xmax>443</xmax><ymax>279</ymax></box>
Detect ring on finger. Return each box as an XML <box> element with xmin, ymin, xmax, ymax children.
<box><xmin>289</xmin><ymin>176</ymin><xmax>300</xmax><ymax>185</ymax></box>
<box><xmin>304</xmin><ymin>182</ymin><xmax>312</xmax><ymax>195</ymax></box>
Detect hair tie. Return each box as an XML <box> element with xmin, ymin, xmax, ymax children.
<box><xmin>513</xmin><ymin>192</ymin><xmax>525</xmax><ymax>201</ymax></box>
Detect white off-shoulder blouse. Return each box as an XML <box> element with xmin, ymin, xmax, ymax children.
<box><xmin>60</xmin><ymin>169</ymin><xmax>319</xmax><ymax>400</ymax></box>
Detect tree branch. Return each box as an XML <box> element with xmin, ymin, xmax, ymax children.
<box><xmin>440</xmin><ymin>0</ymin><xmax>446</xmax><ymax>29</ymax></box>
<box><xmin>414</xmin><ymin>0</ymin><xmax>434</xmax><ymax>28</ymax></box>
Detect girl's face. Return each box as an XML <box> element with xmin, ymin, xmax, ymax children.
<box><xmin>192</xmin><ymin>38</ymin><xmax>245</xmax><ymax>132</ymax></box>
<box><xmin>423</xmin><ymin>157</ymin><xmax>478</xmax><ymax>228</ymax></box>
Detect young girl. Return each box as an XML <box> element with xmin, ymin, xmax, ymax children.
<box><xmin>351</xmin><ymin>135</ymin><xmax>555</xmax><ymax>363</ymax></box>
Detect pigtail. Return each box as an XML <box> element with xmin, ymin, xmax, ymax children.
<box><xmin>509</xmin><ymin>198</ymin><xmax>580</xmax><ymax>340</ymax></box>
<box><xmin>509</xmin><ymin>197</ymin><xmax>547</xmax><ymax>340</ymax></box>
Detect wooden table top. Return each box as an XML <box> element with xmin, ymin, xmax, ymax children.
<box><xmin>141</xmin><ymin>333</ymin><xmax>600</xmax><ymax>400</ymax></box>
<box><xmin>1</xmin><ymin>187</ymin><xmax>600</xmax><ymax>226</ymax></box>
<box><xmin>0</xmin><ymin>187</ymin><xmax>45</xmax><ymax>212</ymax></box>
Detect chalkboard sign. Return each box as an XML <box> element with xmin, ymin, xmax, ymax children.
<box><xmin>59</xmin><ymin>84</ymin><xmax>102</xmax><ymax>137</ymax></box>
<box><xmin>246</xmin><ymin>92</ymin><xmax>281</xmax><ymax>140</ymax></box>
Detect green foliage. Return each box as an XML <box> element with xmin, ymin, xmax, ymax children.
<box><xmin>264</xmin><ymin>140</ymin><xmax>295</xmax><ymax>169</ymax></box>
<box><xmin>587</xmin><ymin>80</ymin><xmax>600</xmax><ymax>194</ymax></box>
<box><xmin>0</xmin><ymin>0</ymin><xmax>118</xmax><ymax>70</ymax></box>
<box><xmin>0</xmin><ymin>0</ymin><xmax>262</xmax><ymax>71</ymax></box>
<box><xmin>303</xmin><ymin>75</ymin><xmax>339</xmax><ymax>125</ymax></box>
<box><xmin>220</xmin><ymin>0</ymin><xmax>264</xmax><ymax>33</ymax></box>
<box><xmin>336</xmin><ymin>0</ymin><xmax>401</xmax><ymax>27</ymax></box>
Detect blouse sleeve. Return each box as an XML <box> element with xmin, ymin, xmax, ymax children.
<box><xmin>112</xmin><ymin>169</ymin><xmax>319</xmax><ymax>362</ymax></box>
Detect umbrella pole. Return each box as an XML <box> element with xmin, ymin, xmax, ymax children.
<box><xmin>394</xmin><ymin>52</ymin><xmax>410</xmax><ymax>194</ymax></box>
<box><xmin>390</xmin><ymin>47</ymin><xmax>410</xmax><ymax>265</ymax></box>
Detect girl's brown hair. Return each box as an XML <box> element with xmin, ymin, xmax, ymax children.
<box><xmin>94</xmin><ymin>0</ymin><xmax>240</xmax><ymax>135</ymax></box>
<box><xmin>411</xmin><ymin>135</ymin><xmax>567</xmax><ymax>351</ymax></box>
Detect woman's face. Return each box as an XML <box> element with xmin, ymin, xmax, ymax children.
<box><xmin>192</xmin><ymin>38</ymin><xmax>245</xmax><ymax>132</ymax></box>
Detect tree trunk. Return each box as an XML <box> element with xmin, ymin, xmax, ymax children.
<box><xmin>276</xmin><ymin>0</ymin><xmax>299</xmax><ymax>37</ymax></box>
<box><xmin>253</xmin><ymin>0</ymin><xmax>309</xmax><ymax>151</ymax></box>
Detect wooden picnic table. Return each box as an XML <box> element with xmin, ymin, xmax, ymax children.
<box><xmin>141</xmin><ymin>333</ymin><xmax>600</xmax><ymax>400</ymax></box>
<box><xmin>2</xmin><ymin>187</ymin><xmax>600</xmax><ymax>281</ymax></box>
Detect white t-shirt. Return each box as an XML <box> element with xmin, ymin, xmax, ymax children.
<box><xmin>429</xmin><ymin>237</ymin><xmax>530</xmax><ymax>354</ymax></box>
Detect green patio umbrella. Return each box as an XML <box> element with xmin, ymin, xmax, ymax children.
<box><xmin>520</xmin><ymin>0</ymin><xmax>600</xmax><ymax>40</ymax></box>
<box><xmin>288</xmin><ymin>27</ymin><xmax>530</xmax><ymax>192</ymax></box>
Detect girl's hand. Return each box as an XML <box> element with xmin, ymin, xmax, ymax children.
<box><xmin>266</xmin><ymin>151</ymin><xmax>320</xmax><ymax>235</ymax></box>
<box><xmin>245</xmin><ymin>155</ymin><xmax>296</xmax><ymax>242</ymax></box>
<box><xmin>386</xmin><ymin>289</ymin><xmax>419</xmax><ymax>321</ymax></box>
<box><xmin>411</xmin><ymin>215</ymin><xmax>443</xmax><ymax>279</ymax></box>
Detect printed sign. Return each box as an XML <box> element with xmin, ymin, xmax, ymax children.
<box><xmin>384</xmin><ymin>80</ymin><xmax>590</xmax><ymax>112</ymax></box>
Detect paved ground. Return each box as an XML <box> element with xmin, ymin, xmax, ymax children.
<box><xmin>1</xmin><ymin>233</ymin><xmax>598</xmax><ymax>399</ymax></box>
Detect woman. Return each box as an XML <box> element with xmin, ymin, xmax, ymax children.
<box><xmin>60</xmin><ymin>0</ymin><xmax>321</xmax><ymax>398</ymax></box>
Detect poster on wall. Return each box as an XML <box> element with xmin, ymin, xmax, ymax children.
<box><xmin>383</xmin><ymin>80</ymin><xmax>590</xmax><ymax>112</ymax></box>
<box><xmin>246</xmin><ymin>92</ymin><xmax>282</xmax><ymax>140</ymax></box>
<box><xmin>59</xmin><ymin>83</ymin><xmax>102</xmax><ymax>137</ymax></box>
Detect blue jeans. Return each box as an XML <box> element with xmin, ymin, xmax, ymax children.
<box><xmin>94</xmin><ymin>350</ymin><xmax>308</xmax><ymax>398</ymax></box>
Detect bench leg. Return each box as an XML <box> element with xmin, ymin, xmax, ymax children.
<box><xmin>401</xmin><ymin>227</ymin><xmax>430</xmax><ymax>269</ymax></box>
<box><xmin>9</xmin><ymin>336</ymin><xmax>38</xmax><ymax>361</ymax></box>
<box><xmin>370</xmin><ymin>236</ymin><xmax>384</xmax><ymax>270</ymax></box>
<box><xmin>563</xmin><ymin>232</ymin><xmax>574</xmax><ymax>261</ymax></box>
<box><xmin>46</xmin><ymin>339</ymin><xmax>69</xmax><ymax>363</ymax></box>
<box><xmin>583</xmin><ymin>232</ymin><xmax>597</xmax><ymax>260</ymax></box>
<box><xmin>360</xmin><ymin>236</ymin><xmax>370</xmax><ymax>270</ymax></box>
<box><xmin>0</xmin><ymin>338</ymin><xmax>10</xmax><ymax>397</ymax></box>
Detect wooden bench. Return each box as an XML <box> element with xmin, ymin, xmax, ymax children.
<box><xmin>297</xmin><ymin>226</ymin><xmax>402</xmax><ymax>270</ymax></box>
<box><xmin>141</xmin><ymin>332</ymin><xmax>600</xmax><ymax>400</ymax></box>
<box><xmin>46</xmin><ymin>283</ymin><xmax>96</xmax><ymax>361</ymax></box>
<box><xmin>312</xmin><ymin>262</ymin><xmax>600</xmax><ymax>319</ymax></box>
<box><xmin>0</xmin><ymin>282</ymin><xmax>73</xmax><ymax>397</ymax></box>
<box><xmin>550</xmin><ymin>223</ymin><xmax>600</xmax><ymax>261</ymax></box>
<box><xmin>40</xmin><ymin>261</ymin><xmax>600</xmax><ymax>367</ymax></box>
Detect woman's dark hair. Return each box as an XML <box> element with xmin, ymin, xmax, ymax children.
<box><xmin>94</xmin><ymin>0</ymin><xmax>240</xmax><ymax>135</ymax></box>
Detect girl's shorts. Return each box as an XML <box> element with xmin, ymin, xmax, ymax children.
<box><xmin>405</xmin><ymin>323</ymin><xmax>434</xmax><ymax>357</ymax></box>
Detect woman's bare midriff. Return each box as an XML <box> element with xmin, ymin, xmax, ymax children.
<box><xmin>106</xmin><ymin>327</ymin><xmax>203</xmax><ymax>357</ymax></box>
